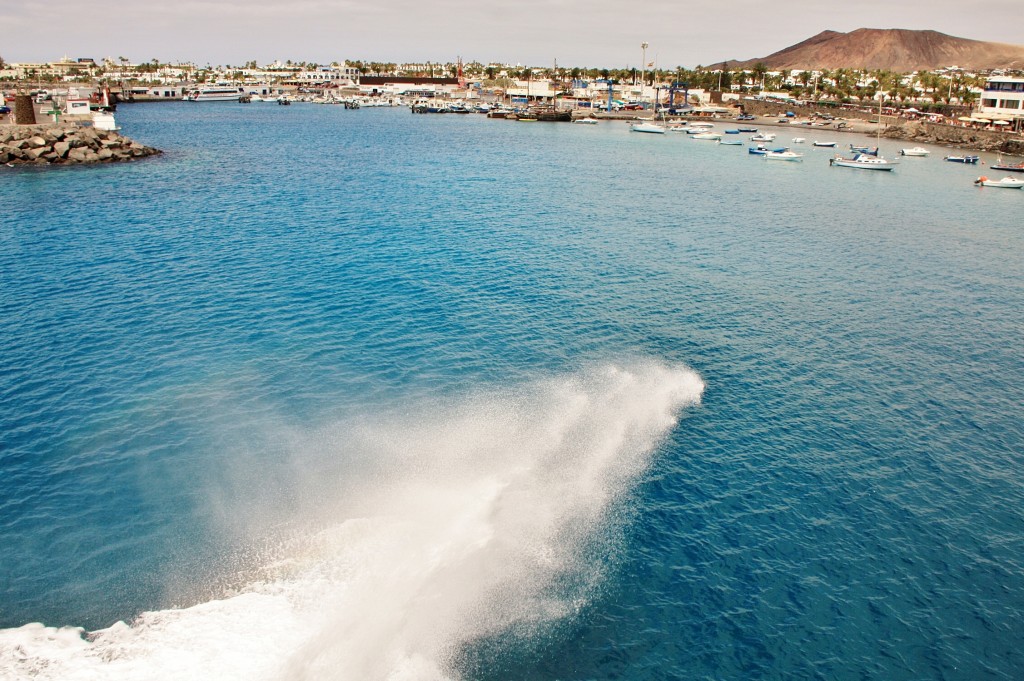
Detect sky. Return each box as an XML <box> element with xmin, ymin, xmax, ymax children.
<box><xmin>2</xmin><ymin>0</ymin><xmax>1022</xmax><ymax>69</ymax></box>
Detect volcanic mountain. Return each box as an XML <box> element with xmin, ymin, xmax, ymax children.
<box><xmin>717</xmin><ymin>28</ymin><xmax>1024</xmax><ymax>72</ymax></box>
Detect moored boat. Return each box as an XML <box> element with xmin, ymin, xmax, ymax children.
<box><xmin>849</xmin><ymin>144</ymin><xmax>879</xmax><ymax>156</ymax></box>
<box><xmin>573</xmin><ymin>116</ymin><xmax>599</xmax><ymax>125</ymax></box>
<box><xmin>900</xmin><ymin>147</ymin><xmax>930</xmax><ymax>157</ymax></box>
<box><xmin>989</xmin><ymin>160</ymin><xmax>1024</xmax><ymax>172</ymax></box>
<box><xmin>812</xmin><ymin>141</ymin><xmax>837</xmax><ymax>147</ymax></box>
<box><xmin>829</xmin><ymin>153</ymin><xmax>897</xmax><ymax>171</ymax></box>
<box><xmin>692</xmin><ymin>132</ymin><xmax>722</xmax><ymax>140</ymax></box>
<box><xmin>631</xmin><ymin>122</ymin><xmax>666</xmax><ymax>134</ymax></box>
<box><xmin>944</xmin><ymin>155</ymin><xmax>980</xmax><ymax>164</ymax></box>
<box><xmin>974</xmin><ymin>175</ymin><xmax>1024</xmax><ymax>188</ymax></box>
<box><xmin>765</xmin><ymin>151</ymin><xmax>804</xmax><ymax>162</ymax></box>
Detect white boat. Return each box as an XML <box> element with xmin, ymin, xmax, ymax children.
<box><xmin>667</xmin><ymin>125</ymin><xmax>689</xmax><ymax>133</ymax></box>
<box><xmin>900</xmin><ymin>147</ymin><xmax>930</xmax><ymax>156</ymax></box>
<box><xmin>573</xmin><ymin>117</ymin><xmax>599</xmax><ymax>124</ymax></box>
<box><xmin>186</xmin><ymin>85</ymin><xmax>245</xmax><ymax>102</ymax></box>
<box><xmin>829</xmin><ymin>153</ymin><xmax>897</xmax><ymax>171</ymax></box>
<box><xmin>719</xmin><ymin>138</ymin><xmax>743</xmax><ymax>145</ymax></box>
<box><xmin>974</xmin><ymin>176</ymin><xmax>1024</xmax><ymax>188</ymax></box>
<box><xmin>765</xmin><ymin>151</ymin><xmax>804</xmax><ymax>162</ymax></box>
<box><xmin>630</xmin><ymin>122</ymin><xmax>666</xmax><ymax>134</ymax></box>
<box><xmin>792</xmin><ymin>137</ymin><xmax>806</xmax><ymax>143</ymax></box>
<box><xmin>692</xmin><ymin>132</ymin><xmax>722</xmax><ymax>140</ymax></box>
<box><xmin>751</xmin><ymin>133</ymin><xmax>776</xmax><ymax>142</ymax></box>
<box><xmin>813</xmin><ymin>141</ymin><xmax>837</xmax><ymax>147</ymax></box>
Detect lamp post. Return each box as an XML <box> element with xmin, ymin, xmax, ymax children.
<box><xmin>640</xmin><ymin>42</ymin><xmax>648</xmax><ymax>102</ymax></box>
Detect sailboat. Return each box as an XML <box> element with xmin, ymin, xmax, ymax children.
<box><xmin>829</xmin><ymin>97</ymin><xmax>897</xmax><ymax>171</ymax></box>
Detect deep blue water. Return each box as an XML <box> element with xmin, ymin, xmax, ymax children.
<box><xmin>1</xmin><ymin>103</ymin><xmax>1023</xmax><ymax>680</ymax></box>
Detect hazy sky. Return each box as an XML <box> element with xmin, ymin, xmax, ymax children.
<box><xmin>3</xmin><ymin>0</ymin><xmax>1021</xmax><ymax>68</ymax></box>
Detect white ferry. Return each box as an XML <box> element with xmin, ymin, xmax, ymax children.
<box><xmin>185</xmin><ymin>86</ymin><xmax>245</xmax><ymax>102</ymax></box>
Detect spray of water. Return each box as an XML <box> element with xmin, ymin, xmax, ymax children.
<box><xmin>0</xmin><ymin>360</ymin><xmax>703</xmax><ymax>681</ymax></box>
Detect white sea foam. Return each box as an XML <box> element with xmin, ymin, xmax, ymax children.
<box><xmin>0</xmin><ymin>361</ymin><xmax>704</xmax><ymax>681</ymax></box>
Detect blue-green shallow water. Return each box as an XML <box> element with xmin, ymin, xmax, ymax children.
<box><xmin>1</xmin><ymin>103</ymin><xmax>1023</xmax><ymax>680</ymax></box>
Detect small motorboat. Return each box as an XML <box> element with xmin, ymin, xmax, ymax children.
<box><xmin>724</xmin><ymin>129</ymin><xmax>740</xmax><ymax>134</ymax></box>
<box><xmin>737</xmin><ymin>127</ymin><xmax>758</xmax><ymax>133</ymax></box>
<box><xmin>573</xmin><ymin>117</ymin><xmax>599</xmax><ymax>124</ymax></box>
<box><xmin>829</xmin><ymin>153</ymin><xmax>897</xmax><ymax>171</ymax></box>
<box><xmin>719</xmin><ymin>139</ymin><xmax>743</xmax><ymax>146</ymax></box>
<box><xmin>791</xmin><ymin>137</ymin><xmax>806</xmax><ymax>143</ymax></box>
<box><xmin>692</xmin><ymin>132</ymin><xmax>722</xmax><ymax>140</ymax></box>
<box><xmin>945</xmin><ymin>155</ymin><xmax>980</xmax><ymax>164</ymax></box>
<box><xmin>813</xmin><ymin>141</ymin><xmax>837</xmax><ymax>147</ymax></box>
<box><xmin>748</xmin><ymin>145</ymin><xmax>788</xmax><ymax>155</ymax></box>
<box><xmin>850</xmin><ymin>144</ymin><xmax>879</xmax><ymax>156</ymax></box>
<box><xmin>751</xmin><ymin>133</ymin><xmax>776</xmax><ymax>142</ymax></box>
<box><xmin>765</xmin><ymin>151</ymin><xmax>804</xmax><ymax>162</ymax></box>
<box><xmin>900</xmin><ymin>147</ymin><xmax>930</xmax><ymax>156</ymax></box>
<box><xmin>974</xmin><ymin>175</ymin><xmax>1024</xmax><ymax>188</ymax></box>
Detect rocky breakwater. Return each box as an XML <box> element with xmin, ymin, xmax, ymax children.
<box><xmin>882</xmin><ymin>120</ymin><xmax>1024</xmax><ymax>156</ymax></box>
<box><xmin>1</xmin><ymin>124</ymin><xmax>161</xmax><ymax>167</ymax></box>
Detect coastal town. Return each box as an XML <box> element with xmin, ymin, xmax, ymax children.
<box><xmin>2</xmin><ymin>51</ymin><xmax>1023</xmax><ymax>167</ymax></box>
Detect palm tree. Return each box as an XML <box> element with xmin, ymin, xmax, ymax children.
<box><xmin>751</xmin><ymin>62</ymin><xmax>768</xmax><ymax>91</ymax></box>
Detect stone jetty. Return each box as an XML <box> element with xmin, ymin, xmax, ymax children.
<box><xmin>1</xmin><ymin>124</ymin><xmax>161</xmax><ymax>167</ymax></box>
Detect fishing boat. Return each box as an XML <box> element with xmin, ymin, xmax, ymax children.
<box><xmin>900</xmin><ymin>147</ymin><xmax>930</xmax><ymax>156</ymax></box>
<box><xmin>765</xmin><ymin>151</ymin><xmax>804</xmax><ymax>162</ymax></box>
<box><xmin>829</xmin><ymin>153</ymin><xmax>897</xmax><ymax>171</ymax></box>
<box><xmin>989</xmin><ymin>159</ymin><xmax>1024</xmax><ymax>173</ymax></box>
<box><xmin>631</xmin><ymin>122</ymin><xmax>666</xmax><ymax>134</ymax></box>
<box><xmin>737</xmin><ymin>127</ymin><xmax>758</xmax><ymax>133</ymax></box>
<box><xmin>944</xmin><ymin>155</ymin><xmax>980</xmax><ymax>164</ymax></box>
<box><xmin>813</xmin><ymin>141</ymin><xmax>837</xmax><ymax>147</ymax></box>
<box><xmin>973</xmin><ymin>175</ymin><xmax>1024</xmax><ymax>188</ymax></box>
<box><xmin>748</xmin><ymin>145</ymin><xmax>787</xmax><ymax>155</ymax></box>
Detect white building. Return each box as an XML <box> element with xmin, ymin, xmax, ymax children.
<box><xmin>976</xmin><ymin>76</ymin><xmax>1024</xmax><ymax>128</ymax></box>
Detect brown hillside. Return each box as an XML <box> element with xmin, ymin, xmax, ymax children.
<box><xmin>718</xmin><ymin>28</ymin><xmax>1024</xmax><ymax>72</ymax></box>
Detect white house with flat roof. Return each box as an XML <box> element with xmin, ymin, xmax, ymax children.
<box><xmin>976</xmin><ymin>76</ymin><xmax>1024</xmax><ymax>130</ymax></box>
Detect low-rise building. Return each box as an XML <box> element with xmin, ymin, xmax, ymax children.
<box><xmin>976</xmin><ymin>76</ymin><xmax>1024</xmax><ymax>129</ymax></box>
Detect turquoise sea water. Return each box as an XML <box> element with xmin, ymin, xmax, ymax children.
<box><xmin>1</xmin><ymin>103</ymin><xmax>1023</xmax><ymax>680</ymax></box>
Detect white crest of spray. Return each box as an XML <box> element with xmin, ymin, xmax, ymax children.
<box><xmin>0</xmin><ymin>360</ymin><xmax>704</xmax><ymax>681</ymax></box>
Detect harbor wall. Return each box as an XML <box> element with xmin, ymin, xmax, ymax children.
<box><xmin>0</xmin><ymin>124</ymin><xmax>161</xmax><ymax>166</ymax></box>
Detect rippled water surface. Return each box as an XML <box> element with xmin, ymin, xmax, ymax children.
<box><xmin>2</xmin><ymin>103</ymin><xmax>1023</xmax><ymax>680</ymax></box>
